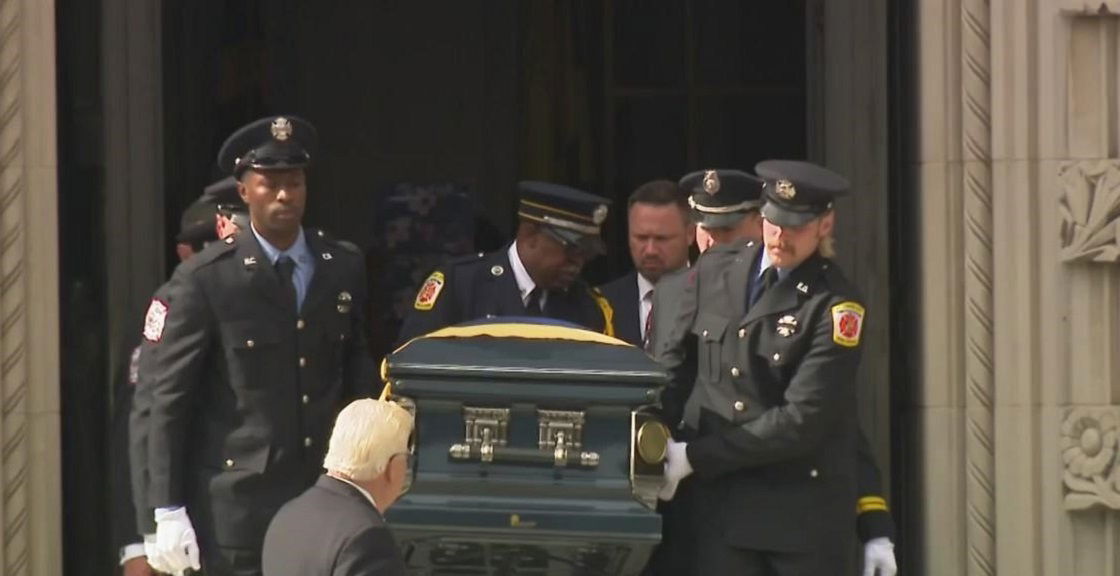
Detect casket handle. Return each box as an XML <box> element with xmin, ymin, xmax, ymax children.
<box><xmin>448</xmin><ymin>443</ymin><xmax>600</xmax><ymax>469</ymax></box>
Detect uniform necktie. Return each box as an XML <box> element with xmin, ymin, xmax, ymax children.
<box><xmin>749</xmin><ymin>266</ymin><xmax>778</xmax><ymax>308</ymax></box>
<box><xmin>276</xmin><ymin>256</ymin><xmax>297</xmax><ymax>309</ymax></box>
<box><xmin>525</xmin><ymin>287</ymin><xmax>544</xmax><ymax>316</ymax></box>
<box><xmin>642</xmin><ymin>288</ymin><xmax>655</xmax><ymax>351</ymax></box>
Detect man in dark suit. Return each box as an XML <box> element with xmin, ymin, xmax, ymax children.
<box><xmin>598</xmin><ymin>180</ymin><xmax>693</xmax><ymax>348</ymax></box>
<box><xmin>141</xmin><ymin>116</ymin><xmax>373</xmax><ymax>576</ymax></box>
<box><xmin>263</xmin><ymin>398</ymin><xmax>412</xmax><ymax>576</ymax></box>
<box><xmin>395</xmin><ymin>182</ymin><xmax>614</xmax><ymax>344</ymax></box>
<box><xmin>659</xmin><ymin>160</ymin><xmax>896</xmax><ymax>575</ymax></box>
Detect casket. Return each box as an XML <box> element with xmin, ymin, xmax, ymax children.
<box><xmin>382</xmin><ymin>318</ymin><xmax>671</xmax><ymax>575</ymax></box>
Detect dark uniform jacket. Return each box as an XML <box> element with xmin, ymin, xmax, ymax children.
<box><xmin>143</xmin><ymin>229</ymin><xmax>373</xmax><ymax>558</ymax></box>
<box><xmin>111</xmin><ymin>342</ymin><xmax>146</xmax><ymax>555</ymax></box>
<box><xmin>262</xmin><ymin>475</ymin><xmax>405</xmax><ymax>576</ymax></box>
<box><xmin>395</xmin><ymin>245</ymin><xmax>611</xmax><ymax>345</ymax></box>
<box><xmin>659</xmin><ymin>242</ymin><xmax>893</xmax><ymax>555</ymax></box>
<box><xmin>597</xmin><ymin>271</ymin><xmax>642</xmax><ymax>346</ymax></box>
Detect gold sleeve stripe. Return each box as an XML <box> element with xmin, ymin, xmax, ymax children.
<box><xmin>857</xmin><ymin>496</ymin><xmax>889</xmax><ymax>514</ymax></box>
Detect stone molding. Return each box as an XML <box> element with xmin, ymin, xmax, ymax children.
<box><xmin>1063</xmin><ymin>406</ymin><xmax>1120</xmax><ymax>510</ymax></box>
<box><xmin>1061</xmin><ymin>2</ymin><xmax>1120</xmax><ymax>15</ymax></box>
<box><xmin>0</xmin><ymin>0</ymin><xmax>31</xmax><ymax>573</ymax></box>
<box><xmin>1059</xmin><ymin>160</ymin><xmax>1120</xmax><ymax>264</ymax></box>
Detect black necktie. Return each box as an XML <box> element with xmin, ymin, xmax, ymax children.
<box><xmin>525</xmin><ymin>287</ymin><xmax>544</xmax><ymax>316</ymax></box>
<box><xmin>749</xmin><ymin>267</ymin><xmax>778</xmax><ymax>308</ymax></box>
<box><xmin>276</xmin><ymin>256</ymin><xmax>297</xmax><ymax>309</ymax></box>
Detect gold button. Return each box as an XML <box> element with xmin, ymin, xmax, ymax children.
<box><xmin>225</xmin><ymin>459</ymin><xmax>234</xmax><ymax>468</ymax></box>
<box><xmin>301</xmin><ymin>394</ymin><xmax>310</xmax><ymax>405</ymax></box>
<box><xmin>738</xmin><ymin>328</ymin><xmax>746</xmax><ymax>338</ymax></box>
<box><xmin>297</xmin><ymin>319</ymin><xmax>305</xmax><ymax>330</ymax></box>
<box><xmin>246</xmin><ymin>340</ymin><xmax>255</xmax><ymax>348</ymax></box>
<box><xmin>730</xmin><ymin>367</ymin><xmax>741</xmax><ymax>377</ymax></box>
<box><xmin>702</xmin><ymin>330</ymin><xmax>709</xmax><ymax>338</ymax></box>
<box><xmin>299</xmin><ymin>357</ymin><xmax>307</xmax><ymax>367</ymax></box>
<box><xmin>304</xmin><ymin>437</ymin><xmax>313</xmax><ymax>447</ymax></box>
<box><xmin>733</xmin><ymin>400</ymin><xmax>745</xmax><ymax>412</ymax></box>
<box><xmin>772</xmin><ymin>353</ymin><xmax>781</xmax><ymax>362</ymax></box>
<box><xmin>810</xmin><ymin>469</ymin><xmax>819</xmax><ymax>478</ymax></box>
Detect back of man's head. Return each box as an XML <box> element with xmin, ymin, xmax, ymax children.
<box><xmin>323</xmin><ymin>399</ymin><xmax>414</xmax><ymax>481</ymax></box>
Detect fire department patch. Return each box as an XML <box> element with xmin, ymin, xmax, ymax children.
<box><xmin>414</xmin><ymin>271</ymin><xmax>445</xmax><ymax>311</ymax></box>
<box><xmin>143</xmin><ymin>299</ymin><xmax>169</xmax><ymax>343</ymax></box>
<box><xmin>831</xmin><ymin>301</ymin><xmax>864</xmax><ymax>347</ymax></box>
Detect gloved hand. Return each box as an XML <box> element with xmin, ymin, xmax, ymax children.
<box><xmin>152</xmin><ymin>507</ymin><xmax>201</xmax><ymax>575</ymax></box>
<box><xmin>143</xmin><ymin>533</ymin><xmax>173</xmax><ymax>574</ymax></box>
<box><xmin>657</xmin><ymin>440</ymin><xmax>693</xmax><ymax>501</ymax></box>
<box><xmin>863</xmin><ymin>537</ymin><xmax>897</xmax><ymax>576</ymax></box>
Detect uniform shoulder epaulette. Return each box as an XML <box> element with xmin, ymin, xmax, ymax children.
<box><xmin>447</xmin><ymin>251</ymin><xmax>487</xmax><ymax>266</ymax></box>
<box><xmin>188</xmin><ymin>235</ymin><xmax>238</xmax><ymax>270</ymax></box>
<box><xmin>311</xmin><ymin>228</ymin><xmax>363</xmax><ymax>255</ymax></box>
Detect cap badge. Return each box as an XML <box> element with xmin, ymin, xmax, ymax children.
<box><xmin>702</xmin><ymin>170</ymin><xmax>720</xmax><ymax>195</ymax></box>
<box><xmin>776</xmin><ymin>179</ymin><xmax>797</xmax><ymax>200</ymax></box>
<box><xmin>592</xmin><ymin>204</ymin><xmax>609</xmax><ymax>225</ymax></box>
<box><xmin>271</xmin><ymin>117</ymin><xmax>293</xmax><ymax>141</ymax></box>
<box><xmin>491</xmin><ymin>265</ymin><xmax>505</xmax><ymax>277</ymax></box>
<box><xmin>776</xmin><ymin>315</ymin><xmax>799</xmax><ymax>337</ymax></box>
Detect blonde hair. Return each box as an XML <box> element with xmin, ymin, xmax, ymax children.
<box><xmin>323</xmin><ymin>399</ymin><xmax>414</xmax><ymax>481</ymax></box>
<box><xmin>819</xmin><ymin>235</ymin><xmax>835</xmax><ymax>258</ymax></box>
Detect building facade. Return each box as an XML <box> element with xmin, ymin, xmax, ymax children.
<box><xmin>1</xmin><ymin>0</ymin><xmax>1118</xmax><ymax>574</ymax></box>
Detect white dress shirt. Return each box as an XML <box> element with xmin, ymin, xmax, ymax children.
<box><xmin>508</xmin><ymin>242</ymin><xmax>548</xmax><ymax>310</ymax></box>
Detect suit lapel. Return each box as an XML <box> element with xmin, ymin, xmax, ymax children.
<box><xmin>740</xmin><ymin>252</ymin><xmax>823</xmax><ymax>327</ymax></box>
<box><xmin>301</xmin><ymin>231</ymin><xmax>341</xmax><ymax>317</ymax></box>
<box><xmin>239</xmin><ymin>234</ymin><xmax>291</xmax><ymax>312</ymax></box>
<box><xmin>724</xmin><ymin>243</ymin><xmax>758</xmax><ymax>323</ymax></box>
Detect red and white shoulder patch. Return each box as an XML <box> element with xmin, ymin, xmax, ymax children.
<box><xmin>413</xmin><ymin>271</ymin><xmax>445</xmax><ymax>311</ymax></box>
<box><xmin>831</xmin><ymin>301</ymin><xmax>864</xmax><ymax>347</ymax></box>
<box><xmin>143</xmin><ymin>299</ymin><xmax>169</xmax><ymax>342</ymax></box>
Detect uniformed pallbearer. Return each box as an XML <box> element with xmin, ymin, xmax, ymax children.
<box><xmin>142</xmin><ymin>116</ymin><xmax>373</xmax><ymax>576</ymax></box>
<box><xmin>658</xmin><ymin>160</ymin><xmax>894</xmax><ymax>575</ymax></box>
<box><xmin>395</xmin><ymin>181</ymin><xmax>614</xmax><ymax>344</ymax></box>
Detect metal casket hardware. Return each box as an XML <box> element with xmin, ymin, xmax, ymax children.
<box><xmin>448</xmin><ymin>407</ymin><xmax>599</xmax><ymax>469</ymax></box>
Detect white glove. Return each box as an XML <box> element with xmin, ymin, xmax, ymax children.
<box><xmin>863</xmin><ymin>537</ymin><xmax>897</xmax><ymax>576</ymax></box>
<box><xmin>657</xmin><ymin>440</ymin><xmax>694</xmax><ymax>501</ymax></box>
<box><xmin>152</xmin><ymin>507</ymin><xmax>201</xmax><ymax>575</ymax></box>
<box><xmin>143</xmin><ymin>533</ymin><xmax>174</xmax><ymax>574</ymax></box>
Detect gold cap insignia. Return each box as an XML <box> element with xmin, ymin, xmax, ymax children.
<box><xmin>776</xmin><ymin>179</ymin><xmax>796</xmax><ymax>200</ymax></box>
<box><xmin>702</xmin><ymin>170</ymin><xmax>720</xmax><ymax>195</ymax></box>
<box><xmin>271</xmin><ymin>117</ymin><xmax>292</xmax><ymax>141</ymax></box>
<box><xmin>592</xmin><ymin>204</ymin><xmax>609</xmax><ymax>225</ymax></box>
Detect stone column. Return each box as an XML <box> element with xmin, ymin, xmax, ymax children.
<box><xmin>916</xmin><ymin>1</ymin><xmax>1120</xmax><ymax>574</ymax></box>
<box><xmin>0</xmin><ymin>0</ymin><xmax>61</xmax><ymax>574</ymax></box>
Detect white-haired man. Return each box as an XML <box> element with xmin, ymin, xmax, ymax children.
<box><xmin>262</xmin><ymin>399</ymin><xmax>414</xmax><ymax>576</ymax></box>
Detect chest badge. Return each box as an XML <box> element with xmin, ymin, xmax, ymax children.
<box><xmin>337</xmin><ymin>291</ymin><xmax>353</xmax><ymax>314</ymax></box>
<box><xmin>776</xmin><ymin>315</ymin><xmax>799</xmax><ymax>337</ymax></box>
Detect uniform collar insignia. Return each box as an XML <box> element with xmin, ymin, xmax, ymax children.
<box><xmin>243</xmin><ymin>256</ymin><xmax>257</xmax><ymax>267</ymax></box>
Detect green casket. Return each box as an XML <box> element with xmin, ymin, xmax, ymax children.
<box><xmin>383</xmin><ymin>318</ymin><xmax>671</xmax><ymax>575</ymax></box>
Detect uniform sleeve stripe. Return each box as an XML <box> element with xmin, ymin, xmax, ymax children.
<box><xmin>857</xmin><ymin>496</ymin><xmax>890</xmax><ymax>513</ymax></box>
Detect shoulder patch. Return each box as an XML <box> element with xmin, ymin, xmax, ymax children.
<box><xmin>143</xmin><ymin>299</ymin><xmax>169</xmax><ymax>342</ymax></box>
<box><xmin>831</xmin><ymin>301</ymin><xmax>864</xmax><ymax>347</ymax></box>
<box><xmin>414</xmin><ymin>271</ymin><xmax>445</xmax><ymax>310</ymax></box>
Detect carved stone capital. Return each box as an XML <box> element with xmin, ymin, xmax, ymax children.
<box><xmin>1063</xmin><ymin>406</ymin><xmax>1120</xmax><ymax>510</ymax></box>
<box><xmin>1058</xmin><ymin>160</ymin><xmax>1120</xmax><ymax>263</ymax></box>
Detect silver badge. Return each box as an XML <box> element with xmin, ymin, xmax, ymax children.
<box><xmin>776</xmin><ymin>315</ymin><xmax>799</xmax><ymax>337</ymax></box>
<box><xmin>243</xmin><ymin>256</ymin><xmax>257</xmax><ymax>267</ymax></box>
<box><xmin>322</xmin><ymin>252</ymin><xmax>333</xmax><ymax>261</ymax></box>
<box><xmin>776</xmin><ymin>179</ymin><xmax>797</xmax><ymax>200</ymax></box>
<box><xmin>592</xmin><ymin>204</ymin><xmax>609</xmax><ymax>225</ymax></box>
<box><xmin>491</xmin><ymin>265</ymin><xmax>505</xmax><ymax>277</ymax></box>
<box><xmin>702</xmin><ymin>170</ymin><xmax>720</xmax><ymax>195</ymax></box>
<box><xmin>271</xmin><ymin>117</ymin><xmax>293</xmax><ymax>141</ymax></box>
<box><xmin>337</xmin><ymin>291</ymin><xmax>352</xmax><ymax>314</ymax></box>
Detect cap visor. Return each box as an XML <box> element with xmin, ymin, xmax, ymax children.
<box><xmin>692</xmin><ymin>210</ymin><xmax>749</xmax><ymax>230</ymax></box>
<box><xmin>543</xmin><ymin>226</ymin><xmax>606</xmax><ymax>256</ymax></box>
<box><xmin>760</xmin><ymin>202</ymin><xmax>819</xmax><ymax>228</ymax></box>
